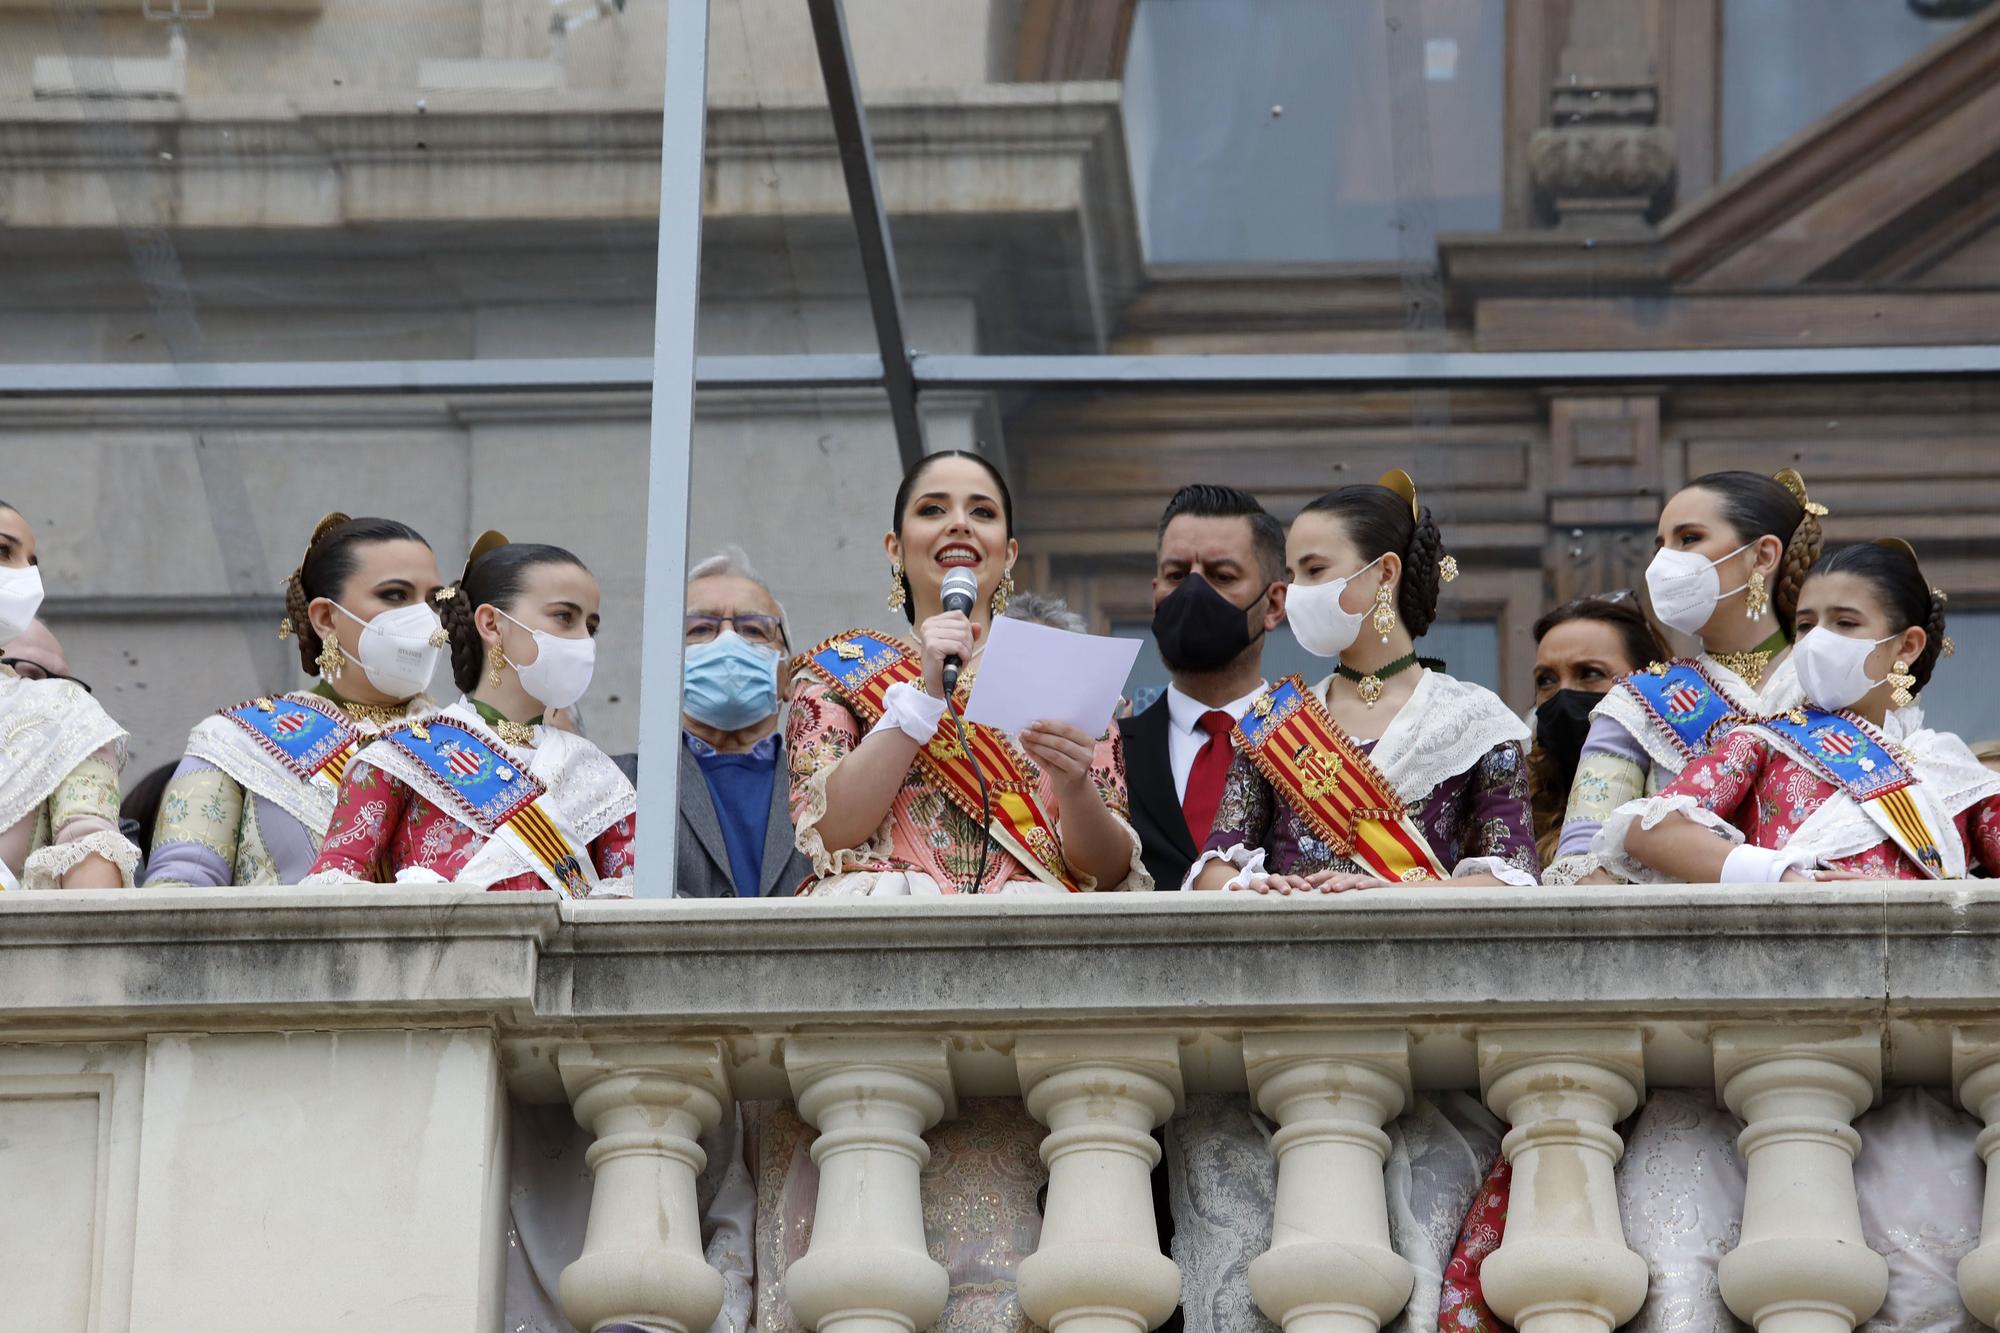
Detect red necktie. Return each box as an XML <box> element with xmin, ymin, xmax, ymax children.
<box><xmin>1182</xmin><ymin>709</ymin><xmax>1237</xmax><ymax>847</ymax></box>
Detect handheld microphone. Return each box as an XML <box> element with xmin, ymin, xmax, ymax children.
<box><xmin>940</xmin><ymin>566</ymin><xmax>980</xmax><ymax>694</ymax></box>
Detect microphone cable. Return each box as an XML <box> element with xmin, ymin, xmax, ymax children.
<box><xmin>945</xmin><ymin>693</ymin><xmax>993</xmax><ymax>895</ymax></box>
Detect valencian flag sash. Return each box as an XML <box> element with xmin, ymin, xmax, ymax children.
<box><xmin>802</xmin><ymin>630</ymin><xmax>1081</xmax><ymax>892</ymax></box>
<box><xmin>380</xmin><ymin>718</ymin><xmax>597</xmax><ymax>897</ymax></box>
<box><xmin>1618</xmin><ymin>660</ymin><xmax>1744</xmax><ymax>761</ymax></box>
<box><xmin>220</xmin><ymin>693</ymin><xmax>362</xmax><ymax>791</ymax></box>
<box><xmin>1751</xmin><ymin>705</ymin><xmax>1948</xmax><ymax>878</ymax></box>
<box><xmin>1233</xmin><ymin>676</ymin><xmax>1450</xmax><ymax>884</ymax></box>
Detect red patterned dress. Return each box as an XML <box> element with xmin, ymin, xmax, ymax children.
<box><xmin>305</xmin><ymin>700</ymin><xmax>636</xmax><ymax>893</ymax></box>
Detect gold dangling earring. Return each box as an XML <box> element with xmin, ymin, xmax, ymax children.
<box><xmin>316</xmin><ymin>637</ymin><xmax>344</xmax><ymax>683</ymax></box>
<box><xmin>1888</xmin><ymin>660</ymin><xmax>1916</xmax><ymax>710</ymax></box>
<box><xmin>886</xmin><ymin>557</ymin><xmax>907</xmax><ymax>613</ymax></box>
<box><xmin>489</xmin><ymin>647</ymin><xmax>509</xmax><ymax>688</ymax></box>
<box><xmin>1744</xmin><ymin>570</ymin><xmax>1769</xmax><ymax>621</ymax></box>
<box><xmin>991</xmin><ymin>568</ymin><xmax>1014</xmax><ymax>618</ymax></box>
<box><xmin>1371</xmin><ymin>584</ymin><xmax>1397</xmax><ymax>643</ymax></box>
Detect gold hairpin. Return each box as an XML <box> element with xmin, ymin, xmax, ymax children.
<box><xmin>1377</xmin><ymin>469</ymin><xmax>1420</xmax><ymax>522</ymax></box>
<box><xmin>462</xmin><ymin>530</ymin><xmax>509</xmax><ymax>586</ymax></box>
<box><xmin>1773</xmin><ymin>468</ymin><xmax>1828</xmax><ymax>518</ymax></box>
<box><xmin>433</xmin><ymin>585</ymin><xmax>458</xmax><ymax>603</ymax></box>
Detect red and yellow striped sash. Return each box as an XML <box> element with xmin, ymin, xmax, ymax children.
<box><xmin>1234</xmin><ymin>675</ymin><xmax>1450</xmax><ymax>884</ymax></box>
<box><xmin>802</xmin><ymin>630</ymin><xmax>1080</xmax><ymax>892</ymax></box>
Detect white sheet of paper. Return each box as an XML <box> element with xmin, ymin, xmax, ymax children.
<box><xmin>962</xmin><ymin>615</ymin><xmax>1142</xmax><ymax>736</ymax></box>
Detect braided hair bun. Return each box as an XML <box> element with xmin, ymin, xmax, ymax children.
<box><xmin>1810</xmin><ymin>540</ymin><xmax>1949</xmax><ymax>693</ymax></box>
<box><xmin>281</xmin><ymin>513</ymin><xmax>431</xmax><ymax>676</ymax></box>
<box><xmin>441</xmin><ymin>532</ymin><xmax>591</xmax><ymax>694</ymax></box>
<box><xmin>1297</xmin><ymin>469</ymin><xmax>1451</xmax><ymax>638</ymax></box>
<box><xmin>1685</xmin><ymin>469</ymin><xmax>1824</xmax><ymax>642</ymax></box>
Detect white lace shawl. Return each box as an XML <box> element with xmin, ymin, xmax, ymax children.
<box><xmin>182</xmin><ymin>690</ymin><xmax>435</xmax><ymax>840</ymax></box>
<box><xmin>1595</xmin><ymin>724</ymin><xmax>2000</xmax><ymax>882</ymax></box>
<box><xmin>1366</xmin><ymin>669</ymin><xmax>1531</xmax><ymax>808</ymax></box>
<box><xmin>317</xmin><ymin>699</ymin><xmax>635</xmax><ymax>891</ymax></box>
<box><xmin>1192</xmin><ymin>671</ymin><xmax>1532</xmax><ymax>889</ymax></box>
<box><xmin>0</xmin><ymin>669</ymin><xmax>127</xmax><ymax>841</ymax></box>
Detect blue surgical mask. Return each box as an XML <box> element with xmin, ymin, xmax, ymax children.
<box><xmin>684</xmin><ymin>630</ymin><xmax>780</xmax><ymax>731</ymax></box>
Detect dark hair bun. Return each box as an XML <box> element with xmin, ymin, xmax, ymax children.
<box><xmin>1399</xmin><ymin>505</ymin><xmax>1444</xmax><ymax>638</ymax></box>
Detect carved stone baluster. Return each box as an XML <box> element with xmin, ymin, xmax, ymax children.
<box><xmin>557</xmin><ymin>1041</ymin><xmax>732</xmax><ymax>1333</ymax></box>
<box><xmin>1715</xmin><ymin>1026</ymin><xmax>1886</xmax><ymax>1333</ymax></box>
<box><xmin>1016</xmin><ymin>1033</ymin><xmax>1183</xmax><ymax>1333</ymax></box>
<box><xmin>1477</xmin><ymin>1029</ymin><xmax>1649</xmax><ymax>1333</ymax></box>
<box><xmin>1245</xmin><ymin>1030</ymin><xmax>1414</xmax><ymax>1333</ymax></box>
<box><xmin>1952</xmin><ymin>1027</ymin><xmax>2000</xmax><ymax>1324</ymax></box>
<box><xmin>782</xmin><ymin>1037</ymin><xmax>954</xmax><ymax>1333</ymax></box>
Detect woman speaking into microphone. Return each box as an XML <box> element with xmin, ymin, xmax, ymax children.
<box><xmin>784</xmin><ymin>450</ymin><xmax>1149</xmax><ymax>896</ymax></box>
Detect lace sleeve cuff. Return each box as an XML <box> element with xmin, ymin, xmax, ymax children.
<box><xmin>1541</xmin><ymin>852</ymin><xmax>1605</xmax><ymax>886</ymax></box>
<box><xmin>22</xmin><ymin>826</ymin><xmax>141</xmax><ymax>889</ymax></box>
<box><xmin>1182</xmin><ymin>842</ymin><xmax>1267</xmax><ymax>892</ymax></box>
<box><xmin>1452</xmin><ymin>855</ymin><xmax>1539</xmax><ymax>887</ymax></box>
<box><xmin>788</xmin><ymin>747</ymin><xmax>895</xmax><ymax>879</ymax></box>
<box><xmin>1593</xmin><ymin>793</ymin><xmax>1743</xmax><ymax>884</ymax></box>
<box><xmin>300</xmin><ymin>868</ymin><xmax>370</xmax><ymax>887</ymax></box>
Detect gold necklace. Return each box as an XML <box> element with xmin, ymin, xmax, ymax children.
<box><xmin>1708</xmin><ymin>648</ymin><xmax>1772</xmax><ymax>690</ymax></box>
<box><xmin>493</xmin><ymin>718</ymin><xmax>538</xmax><ymax>748</ymax></box>
<box><xmin>1709</xmin><ymin>631</ymin><xmax>1788</xmax><ymax>692</ymax></box>
<box><xmin>332</xmin><ymin>697</ymin><xmax>411</xmax><ymax>729</ymax></box>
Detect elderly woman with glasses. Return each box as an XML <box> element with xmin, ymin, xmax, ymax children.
<box><xmin>0</xmin><ymin>500</ymin><xmax>142</xmax><ymax>890</ymax></box>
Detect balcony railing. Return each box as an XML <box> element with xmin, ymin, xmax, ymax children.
<box><xmin>5</xmin><ymin>883</ymin><xmax>2000</xmax><ymax>1332</ymax></box>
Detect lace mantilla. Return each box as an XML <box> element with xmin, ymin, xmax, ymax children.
<box><xmin>1362</xmin><ymin>670</ymin><xmax>1530</xmax><ymax>808</ymax></box>
<box><xmin>0</xmin><ymin>672</ymin><xmax>127</xmax><ymax>840</ymax></box>
<box><xmin>23</xmin><ymin>827</ymin><xmax>141</xmax><ymax>890</ymax></box>
<box><xmin>183</xmin><ymin>689</ymin><xmax>433</xmax><ymax>840</ymax></box>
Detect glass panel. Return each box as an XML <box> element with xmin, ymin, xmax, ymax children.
<box><xmin>699</xmin><ymin>0</ymin><xmax>875</xmax><ymax>355</ymax></box>
<box><xmin>1722</xmin><ymin>0</ymin><xmax>1972</xmax><ymax>176</ymax></box>
<box><xmin>0</xmin><ymin>0</ymin><xmax>690</xmax><ymax>363</ymax></box>
<box><xmin>835</xmin><ymin>0</ymin><xmax>1995</xmax><ymax>357</ymax></box>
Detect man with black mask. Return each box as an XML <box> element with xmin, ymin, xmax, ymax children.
<box><xmin>1119</xmin><ymin>484</ymin><xmax>1288</xmax><ymax>891</ymax></box>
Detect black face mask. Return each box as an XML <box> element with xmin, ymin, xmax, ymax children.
<box><xmin>1152</xmin><ymin>572</ymin><xmax>1269</xmax><ymax>674</ymax></box>
<box><xmin>1534</xmin><ymin>688</ymin><xmax>1602</xmax><ymax>788</ymax></box>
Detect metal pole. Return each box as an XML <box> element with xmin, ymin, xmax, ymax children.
<box><xmin>806</xmin><ymin>0</ymin><xmax>927</xmax><ymax>470</ymax></box>
<box><xmin>632</xmin><ymin>0</ymin><xmax>711</xmax><ymax>899</ymax></box>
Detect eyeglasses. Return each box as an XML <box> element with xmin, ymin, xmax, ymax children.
<box><xmin>1548</xmin><ymin>588</ymin><xmax>1637</xmax><ymax>617</ymax></box>
<box><xmin>1</xmin><ymin>658</ymin><xmax>92</xmax><ymax>693</ymax></box>
<box><xmin>684</xmin><ymin>613</ymin><xmax>785</xmax><ymax>648</ymax></box>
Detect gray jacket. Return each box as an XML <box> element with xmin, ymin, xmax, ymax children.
<box><xmin>674</xmin><ymin>741</ymin><xmax>813</xmax><ymax>898</ymax></box>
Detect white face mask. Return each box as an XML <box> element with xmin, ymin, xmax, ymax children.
<box><xmin>499</xmin><ymin>608</ymin><xmax>596</xmax><ymax>712</ymax></box>
<box><xmin>1644</xmin><ymin>540</ymin><xmax>1756</xmax><ymax>636</ymax></box>
<box><xmin>1792</xmin><ymin>626</ymin><xmax>1897</xmax><ymax>712</ymax></box>
<box><xmin>0</xmin><ymin>564</ymin><xmax>44</xmax><ymax>649</ymax></box>
<box><xmin>1285</xmin><ymin>555</ymin><xmax>1384</xmax><ymax>658</ymax></box>
<box><xmin>334</xmin><ymin>602</ymin><xmax>444</xmax><ymax>699</ymax></box>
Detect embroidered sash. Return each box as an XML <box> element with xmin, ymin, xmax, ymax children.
<box><xmin>1616</xmin><ymin>660</ymin><xmax>1745</xmax><ymax>763</ymax></box>
<box><xmin>1234</xmin><ymin>676</ymin><xmax>1450</xmax><ymax>884</ymax></box>
<box><xmin>218</xmin><ymin>693</ymin><xmax>362</xmax><ymax>793</ymax></box>
<box><xmin>801</xmin><ymin>630</ymin><xmax>1080</xmax><ymax>892</ymax></box>
<box><xmin>1751</xmin><ymin>706</ymin><xmax>1948</xmax><ymax>878</ymax></box>
<box><xmin>378</xmin><ymin>718</ymin><xmax>599</xmax><ymax>896</ymax></box>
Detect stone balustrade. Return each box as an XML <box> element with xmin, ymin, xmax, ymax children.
<box><xmin>5</xmin><ymin>882</ymin><xmax>2000</xmax><ymax>1332</ymax></box>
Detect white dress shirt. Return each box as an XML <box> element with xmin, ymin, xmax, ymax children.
<box><xmin>1164</xmin><ymin>681</ymin><xmax>1269</xmax><ymax>802</ymax></box>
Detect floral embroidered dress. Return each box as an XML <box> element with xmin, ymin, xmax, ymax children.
<box><xmin>1595</xmin><ymin>716</ymin><xmax>2000</xmax><ymax>883</ymax></box>
<box><xmin>303</xmin><ymin>698</ymin><xmax>635</xmax><ymax>893</ymax></box>
<box><xmin>1167</xmin><ymin>671</ymin><xmax>1534</xmax><ymax>1333</ymax></box>
<box><xmin>786</xmin><ymin>640</ymin><xmax>1149</xmax><ymax>895</ymax></box>
<box><xmin>1545</xmin><ymin>650</ymin><xmax>1803</xmax><ymax>885</ymax></box>
<box><xmin>145</xmin><ymin>683</ymin><xmax>435</xmax><ymax>887</ymax></box>
<box><xmin>0</xmin><ymin>663</ymin><xmax>141</xmax><ymax>890</ymax></box>
<box><xmin>1189</xmin><ymin>670</ymin><xmax>1539</xmax><ymax>890</ymax></box>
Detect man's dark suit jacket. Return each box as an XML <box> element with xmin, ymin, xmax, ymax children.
<box><xmin>1118</xmin><ymin>697</ymin><xmax>1198</xmax><ymax>892</ymax></box>
<box><xmin>674</xmin><ymin>741</ymin><xmax>814</xmax><ymax>898</ymax></box>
